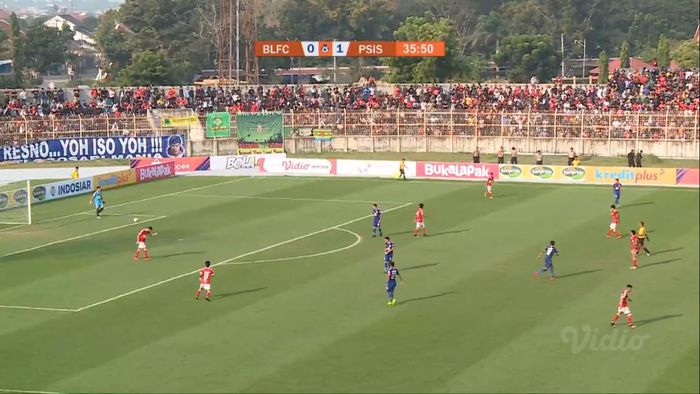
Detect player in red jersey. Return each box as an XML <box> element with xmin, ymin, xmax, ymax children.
<box><xmin>606</xmin><ymin>205</ymin><xmax>621</xmax><ymax>238</ymax></box>
<box><xmin>485</xmin><ymin>172</ymin><xmax>495</xmax><ymax>199</ymax></box>
<box><xmin>195</xmin><ymin>260</ymin><xmax>214</xmax><ymax>301</ymax></box>
<box><xmin>610</xmin><ymin>284</ymin><xmax>636</xmax><ymax>328</ymax></box>
<box><xmin>629</xmin><ymin>230</ymin><xmax>640</xmax><ymax>269</ymax></box>
<box><xmin>413</xmin><ymin>203</ymin><xmax>427</xmax><ymax>237</ymax></box>
<box><xmin>134</xmin><ymin>226</ymin><xmax>157</xmax><ymax>261</ymax></box>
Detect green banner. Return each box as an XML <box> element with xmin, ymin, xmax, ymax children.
<box><xmin>236</xmin><ymin>112</ymin><xmax>285</xmax><ymax>154</ymax></box>
<box><xmin>206</xmin><ymin>112</ymin><xmax>232</xmax><ymax>138</ymax></box>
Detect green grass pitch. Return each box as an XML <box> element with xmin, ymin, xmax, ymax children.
<box><xmin>0</xmin><ymin>176</ymin><xmax>697</xmax><ymax>393</ymax></box>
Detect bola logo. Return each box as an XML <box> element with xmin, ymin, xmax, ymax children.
<box><xmin>562</xmin><ymin>166</ymin><xmax>586</xmax><ymax>180</ymax></box>
<box><xmin>499</xmin><ymin>165</ymin><xmax>522</xmax><ymax>178</ymax></box>
<box><xmin>530</xmin><ymin>166</ymin><xmax>554</xmax><ymax>179</ymax></box>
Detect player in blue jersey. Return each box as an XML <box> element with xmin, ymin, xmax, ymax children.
<box><xmin>383</xmin><ymin>236</ymin><xmax>394</xmax><ymax>273</ymax></box>
<box><xmin>371</xmin><ymin>204</ymin><xmax>383</xmax><ymax>237</ymax></box>
<box><xmin>613</xmin><ymin>178</ymin><xmax>622</xmax><ymax>207</ymax></box>
<box><xmin>534</xmin><ymin>240</ymin><xmax>558</xmax><ymax>280</ymax></box>
<box><xmin>385</xmin><ymin>261</ymin><xmax>403</xmax><ymax>306</ymax></box>
<box><xmin>90</xmin><ymin>186</ymin><xmax>105</xmax><ymax>218</ymax></box>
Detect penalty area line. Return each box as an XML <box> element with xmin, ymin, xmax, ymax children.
<box><xmin>0</xmin><ymin>304</ymin><xmax>77</xmax><ymax>313</ymax></box>
<box><xmin>0</xmin><ymin>389</ymin><xmax>64</xmax><ymax>394</ymax></box>
<box><xmin>0</xmin><ymin>215</ymin><xmax>167</xmax><ymax>260</ymax></box>
<box><xmin>72</xmin><ymin>203</ymin><xmax>411</xmax><ymax>313</ymax></box>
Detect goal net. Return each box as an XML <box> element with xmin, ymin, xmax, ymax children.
<box><xmin>0</xmin><ymin>180</ymin><xmax>32</xmax><ymax>225</ymax></box>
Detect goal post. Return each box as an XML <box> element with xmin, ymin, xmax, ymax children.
<box><xmin>0</xmin><ymin>179</ymin><xmax>33</xmax><ymax>225</ymax></box>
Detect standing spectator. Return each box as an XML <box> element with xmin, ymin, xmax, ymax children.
<box><xmin>473</xmin><ymin>147</ymin><xmax>480</xmax><ymax>163</ymax></box>
<box><xmin>510</xmin><ymin>147</ymin><xmax>518</xmax><ymax>164</ymax></box>
<box><xmin>635</xmin><ymin>150</ymin><xmax>643</xmax><ymax>168</ymax></box>
<box><xmin>497</xmin><ymin>146</ymin><xmax>505</xmax><ymax>164</ymax></box>
<box><xmin>627</xmin><ymin>149</ymin><xmax>636</xmax><ymax>167</ymax></box>
<box><xmin>567</xmin><ymin>148</ymin><xmax>576</xmax><ymax>166</ymax></box>
<box><xmin>535</xmin><ymin>150</ymin><xmax>543</xmax><ymax>165</ymax></box>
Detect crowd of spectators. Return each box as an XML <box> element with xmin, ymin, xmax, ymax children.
<box><xmin>0</xmin><ymin>67</ymin><xmax>697</xmax><ymax>143</ymax></box>
<box><xmin>1</xmin><ymin>68</ymin><xmax>698</xmax><ymax>119</ymax></box>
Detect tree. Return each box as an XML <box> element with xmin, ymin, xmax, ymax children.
<box><xmin>95</xmin><ymin>0</ymin><xmax>215</xmax><ymax>82</ymax></box>
<box><xmin>9</xmin><ymin>13</ymin><xmax>23</xmax><ymax>84</ymax></box>
<box><xmin>671</xmin><ymin>39</ymin><xmax>700</xmax><ymax>69</ymax></box>
<box><xmin>21</xmin><ymin>24</ymin><xmax>74</xmax><ymax>74</ymax></box>
<box><xmin>597</xmin><ymin>50</ymin><xmax>609</xmax><ymax>84</ymax></box>
<box><xmin>619</xmin><ymin>41</ymin><xmax>630</xmax><ymax>68</ymax></box>
<box><xmin>656</xmin><ymin>34</ymin><xmax>670</xmax><ymax>68</ymax></box>
<box><xmin>492</xmin><ymin>34</ymin><xmax>559</xmax><ymax>83</ymax></box>
<box><xmin>381</xmin><ymin>14</ymin><xmax>467</xmax><ymax>82</ymax></box>
<box><xmin>119</xmin><ymin>50</ymin><xmax>174</xmax><ymax>85</ymax></box>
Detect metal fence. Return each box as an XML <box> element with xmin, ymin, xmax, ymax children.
<box><xmin>0</xmin><ymin>109</ymin><xmax>698</xmax><ymax>146</ymax></box>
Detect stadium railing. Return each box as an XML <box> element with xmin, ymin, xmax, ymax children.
<box><xmin>1</xmin><ymin>109</ymin><xmax>697</xmax><ymax>147</ymax></box>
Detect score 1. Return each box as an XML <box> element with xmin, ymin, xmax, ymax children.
<box><xmin>333</xmin><ymin>41</ymin><xmax>350</xmax><ymax>57</ymax></box>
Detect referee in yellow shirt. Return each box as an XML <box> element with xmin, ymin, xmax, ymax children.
<box><xmin>637</xmin><ymin>221</ymin><xmax>651</xmax><ymax>256</ymax></box>
<box><xmin>398</xmin><ymin>159</ymin><xmax>406</xmax><ymax>181</ymax></box>
<box><xmin>71</xmin><ymin>166</ymin><xmax>80</xmax><ymax>179</ymax></box>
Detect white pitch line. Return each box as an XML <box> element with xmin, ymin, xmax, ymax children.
<box><xmin>179</xmin><ymin>193</ymin><xmax>410</xmax><ymax>205</ymax></box>
<box><xmin>0</xmin><ymin>304</ymin><xmax>76</xmax><ymax>313</ymax></box>
<box><xmin>73</xmin><ymin>203</ymin><xmax>411</xmax><ymax>312</ymax></box>
<box><xmin>0</xmin><ymin>224</ymin><xmax>25</xmax><ymax>232</ymax></box>
<box><xmin>36</xmin><ymin>177</ymin><xmax>250</xmax><ymax>225</ymax></box>
<box><xmin>221</xmin><ymin>227</ymin><xmax>362</xmax><ymax>266</ymax></box>
<box><xmin>0</xmin><ymin>215</ymin><xmax>167</xmax><ymax>260</ymax></box>
<box><xmin>0</xmin><ymin>388</ymin><xmax>63</xmax><ymax>394</ymax></box>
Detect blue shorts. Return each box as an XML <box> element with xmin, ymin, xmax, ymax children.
<box><xmin>544</xmin><ymin>259</ymin><xmax>553</xmax><ymax>268</ymax></box>
<box><xmin>372</xmin><ymin>220</ymin><xmax>381</xmax><ymax>227</ymax></box>
<box><xmin>384</xmin><ymin>254</ymin><xmax>393</xmax><ymax>262</ymax></box>
<box><xmin>386</xmin><ymin>280</ymin><xmax>396</xmax><ymax>292</ymax></box>
<box><xmin>95</xmin><ymin>200</ymin><xmax>104</xmax><ymax>209</ymax></box>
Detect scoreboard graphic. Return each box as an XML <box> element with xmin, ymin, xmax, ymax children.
<box><xmin>255</xmin><ymin>41</ymin><xmax>445</xmax><ymax>57</ymax></box>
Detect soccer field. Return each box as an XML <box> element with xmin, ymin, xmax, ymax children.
<box><xmin>0</xmin><ymin>175</ymin><xmax>697</xmax><ymax>393</ymax></box>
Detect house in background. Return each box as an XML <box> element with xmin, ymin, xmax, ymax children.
<box><xmin>44</xmin><ymin>14</ymin><xmax>97</xmax><ymax>50</ymax></box>
<box><xmin>43</xmin><ymin>14</ymin><xmax>98</xmax><ymax>75</ymax></box>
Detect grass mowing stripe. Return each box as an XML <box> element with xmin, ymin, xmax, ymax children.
<box><xmin>72</xmin><ymin>203</ymin><xmax>411</xmax><ymax>313</ymax></box>
<box><xmin>35</xmin><ymin>177</ymin><xmax>250</xmax><ymax>225</ymax></box>
<box><xmin>0</xmin><ymin>216</ymin><xmax>167</xmax><ymax>260</ymax></box>
<box><xmin>178</xmin><ymin>193</ymin><xmax>410</xmax><ymax>205</ymax></box>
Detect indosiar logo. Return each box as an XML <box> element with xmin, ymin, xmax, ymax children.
<box><xmin>499</xmin><ymin>165</ymin><xmax>522</xmax><ymax>178</ymax></box>
<box><xmin>562</xmin><ymin>167</ymin><xmax>586</xmax><ymax>180</ymax></box>
<box><xmin>0</xmin><ymin>193</ymin><xmax>8</xmax><ymax>209</ymax></box>
<box><xmin>530</xmin><ymin>166</ymin><xmax>554</xmax><ymax>179</ymax></box>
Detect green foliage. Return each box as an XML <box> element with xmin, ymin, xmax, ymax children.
<box><xmin>627</xmin><ymin>13</ymin><xmax>667</xmax><ymax>53</ymax></box>
<box><xmin>671</xmin><ymin>39</ymin><xmax>700</xmax><ymax>69</ymax></box>
<box><xmin>9</xmin><ymin>13</ymin><xmax>23</xmax><ymax>84</ymax></box>
<box><xmin>118</xmin><ymin>50</ymin><xmax>174</xmax><ymax>86</ymax></box>
<box><xmin>656</xmin><ymin>34</ymin><xmax>671</xmax><ymax>68</ymax></box>
<box><xmin>619</xmin><ymin>41</ymin><xmax>630</xmax><ymax>68</ymax></box>
<box><xmin>381</xmin><ymin>14</ymin><xmax>467</xmax><ymax>83</ymax></box>
<box><xmin>597</xmin><ymin>50</ymin><xmax>609</xmax><ymax>84</ymax></box>
<box><xmin>96</xmin><ymin>0</ymin><xmax>215</xmax><ymax>83</ymax></box>
<box><xmin>492</xmin><ymin>34</ymin><xmax>560</xmax><ymax>83</ymax></box>
<box><xmin>17</xmin><ymin>23</ymin><xmax>73</xmax><ymax>75</ymax></box>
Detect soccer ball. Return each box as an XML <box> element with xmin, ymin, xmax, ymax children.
<box><xmin>133</xmin><ymin>218</ymin><xmax>139</xmax><ymax>223</ymax></box>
